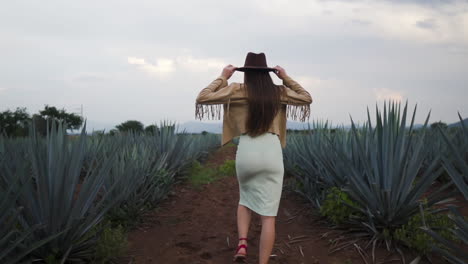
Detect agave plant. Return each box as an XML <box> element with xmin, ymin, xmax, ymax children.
<box><xmin>438</xmin><ymin>113</ymin><xmax>468</xmax><ymax>199</ymax></box>
<box><xmin>100</xmin><ymin>122</ymin><xmax>219</xmax><ymax>228</ymax></box>
<box><xmin>284</xmin><ymin>121</ymin><xmax>353</xmax><ymax>207</ymax></box>
<box><xmin>0</xmin><ymin>132</ymin><xmax>43</xmax><ymax>263</ymax></box>
<box><xmin>185</xmin><ymin>132</ymin><xmax>221</xmax><ymax>161</ymax></box>
<box><xmin>1</xmin><ymin>117</ymin><xmax>221</xmax><ymax>262</ymax></box>
<box><xmin>0</xmin><ymin>153</ymin><xmax>65</xmax><ymax>264</ymax></box>
<box><xmin>101</xmin><ymin>132</ymin><xmax>175</xmax><ymax>228</ymax></box>
<box><xmin>421</xmin><ymin>113</ymin><xmax>468</xmax><ymax>263</ymax></box>
<box><xmin>422</xmin><ymin>206</ymin><xmax>468</xmax><ymax>264</ymax></box>
<box><xmin>150</xmin><ymin>121</ymin><xmax>197</xmax><ymax>173</ymax></box>
<box><xmin>326</xmin><ymin>101</ymin><xmax>455</xmax><ymax>251</ymax></box>
<box><xmin>148</xmin><ymin>121</ymin><xmax>220</xmax><ymax>176</ymax></box>
<box><xmin>2</xmin><ymin>119</ymin><xmax>126</xmax><ymax>263</ymax></box>
<box><xmin>0</xmin><ymin>176</ymin><xmax>32</xmax><ymax>263</ymax></box>
<box><xmin>421</xmin><ymin>117</ymin><xmax>464</xmax><ymax>185</ymax></box>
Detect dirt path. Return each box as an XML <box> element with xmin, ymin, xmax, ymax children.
<box><xmin>118</xmin><ymin>144</ymin><xmax>435</xmax><ymax>264</ymax></box>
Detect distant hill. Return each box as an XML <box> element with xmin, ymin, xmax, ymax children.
<box><xmin>448</xmin><ymin>117</ymin><xmax>468</xmax><ymax>128</ymax></box>
<box><xmin>179</xmin><ymin>121</ymin><xmax>351</xmax><ymax>133</ymax></box>
<box><xmin>85</xmin><ymin>119</ymin><xmax>117</xmax><ymax>132</ymax></box>
<box><xmin>67</xmin><ymin>119</ymin><xmax>117</xmax><ymax>135</ymax></box>
<box><xmin>179</xmin><ymin>120</ymin><xmax>459</xmax><ymax>133</ymax></box>
<box><xmin>178</xmin><ymin>121</ymin><xmax>223</xmax><ymax>133</ymax></box>
<box><xmin>72</xmin><ymin>117</ymin><xmax>467</xmax><ymax>135</ymax></box>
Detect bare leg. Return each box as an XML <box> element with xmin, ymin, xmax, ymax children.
<box><xmin>236</xmin><ymin>204</ymin><xmax>252</xmax><ymax>255</ymax></box>
<box><xmin>259</xmin><ymin>215</ymin><xmax>275</xmax><ymax>264</ymax></box>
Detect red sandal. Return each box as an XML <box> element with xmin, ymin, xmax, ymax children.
<box><xmin>233</xmin><ymin>237</ymin><xmax>248</xmax><ymax>262</ymax></box>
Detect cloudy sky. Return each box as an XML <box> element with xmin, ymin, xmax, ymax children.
<box><xmin>1</xmin><ymin>0</ymin><xmax>467</xmax><ymax>131</ymax></box>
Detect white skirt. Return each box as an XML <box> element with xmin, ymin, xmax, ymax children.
<box><xmin>235</xmin><ymin>132</ymin><xmax>285</xmax><ymax>216</ymax></box>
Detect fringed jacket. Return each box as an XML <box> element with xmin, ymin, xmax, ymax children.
<box><xmin>195</xmin><ymin>75</ymin><xmax>312</xmax><ymax>148</ymax></box>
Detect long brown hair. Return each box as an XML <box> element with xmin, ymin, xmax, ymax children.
<box><xmin>244</xmin><ymin>71</ymin><xmax>284</xmax><ymax>137</ymax></box>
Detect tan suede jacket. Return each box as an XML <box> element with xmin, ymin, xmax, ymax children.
<box><xmin>195</xmin><ymin>75</ymin><xmax>312</xmax><ymax>148</ymax></box>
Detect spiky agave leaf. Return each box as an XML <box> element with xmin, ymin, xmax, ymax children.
<box><xmin>284</xmin><ymin>120</ymin><xmax>353</xmax><ymax>207</ymax></box>
<box><xmin>329</xmin><ymin>100</ymin><xmax>453</xmax><ymax>248</ymax></box>
<box><xmin>101</xmin><ymin>122</ymin><xmax>219</xmax><ymax>228</ymax></box>
<box><xmin>0</xmin><ymin>118</ymin><xmax>221</xmax><ymax>263</ymax></box>
<box><xmin>437</xmin><ymin>113</ymin><xmax>468</xmax><ymax>199</ymax></box>
<box><xmin>420</xmin><ymin>114</ymin><xmax>468</xmax><ymax>263</ymax></box>
<box><xmin>0</xmin><ymin>175</ymin><xmax>66</xmax><ymax>263</ymax></box>
<box><xmin>0</xmin><ymin>128</ymin><xmax>68</xmax><ymax>263</ymax></box>
<box><xmin>422</xmin><ymin>206</ymin><xmax>468</xmax><ymax>264</ymax></box>
<box><xmin>149</xmin><ymin>121</ymin><xmax>219</xmax><ymax>174</ymax></box>
<box><xmin>101</xmin><ymin>134</ymin><xmax>174</xmax><ymax>227</ymax></box>
<box><xmin>6</xmin><ymin>119</ymin><xmax>125</xmax><ymax>263</ymax></box>
<box><xmin>0</xmin><ymin>161</ymin><xmax>37</xmax><ymax>262</ymax></box>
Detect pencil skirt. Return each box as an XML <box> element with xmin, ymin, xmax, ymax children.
<box><xmin>235</xmin><ymin>132</ymin><xmax>285</xmax><ymax>216</ymax></box>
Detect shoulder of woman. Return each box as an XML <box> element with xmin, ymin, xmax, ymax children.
<box><xmin>228</xmin><ymin>82</ymin><xmax>244</xmax><ymax>91</ymax></box>
<box><xmin>218</xmin><ymin>82</ymin><xmax>244</xmax><ymax>97</ymax></box>
<box><xmin>278</xmin><ymin>84</ymin><xmax>288</xmax><ymax>92</ymax></box>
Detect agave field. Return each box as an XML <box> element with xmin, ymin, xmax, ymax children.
<box><xmin>0</xmin><ymin>120</ymin><xmax>219</xmax><ymax>263</ymax></box>
<box><xmin>284</xmin><ymin>101</ymin><xmax>468</xmax><ymax>263</ymax></box>
<box><xmin>1</xmin><ymin>100</ymin><xmax>467</xmax><ymax>263</ymax></box>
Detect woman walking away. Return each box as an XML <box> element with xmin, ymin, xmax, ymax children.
<box><xmin>195</xmin><ymin>52</ymin><xmax>312</xmax><ymax>264</ymax></box>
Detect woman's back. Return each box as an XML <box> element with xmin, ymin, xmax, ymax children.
<box><xmin>195</xmin><ymin>52</ymin><xmax>313</xmax><ymax>264</ymax></box>
<box><xmin>243</xmin><ymin>70</ymin><xmax>283</xmax><ymax>137</ymax></box>
<box><xmin>195</xmin><ymin>74</ymin><xmax>311</xmax><ymax>148</ymax></box>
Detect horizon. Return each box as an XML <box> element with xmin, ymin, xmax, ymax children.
<box><xmin>72</xmin><ymin>115</ymin><xmax>465</xmax><ymax>134</ymax></box>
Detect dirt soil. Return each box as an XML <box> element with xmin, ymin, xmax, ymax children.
<box><xmin>118</xmin><ymin>144</ymin><xmax>450</xmax><ymax>264</ymax></box>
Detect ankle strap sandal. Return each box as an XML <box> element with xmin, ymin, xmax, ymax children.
<box><xmin>233</xmin><ymin>237</ymin><xmax>248</xmax><ymax>262</ymax></box>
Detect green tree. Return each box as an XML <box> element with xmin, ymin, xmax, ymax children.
<box><xmin>0</xmin><ymin>107</ymin><xmax>30</xmax><ymax>137</ymax></box>
<box><xmin>430</xmin><ymin>121</ymin><xmax>448</xmax><ymax>130</ymax></box>
<box><xmin>116</xmin><ymin>120</ymin><xmax>144</xmax><ymax>133</ymax></box>
<box><xmin>145</xmin><ymin>124</ymin><xmax>158</xmax><ymax>135</ymax></box>
<box><xmin>109</xmin><ymin>129</ymin><xmax>119</xmax><ymax>136</ymax></box>
<box><xmin>92</xmin><ymin>130</ymin><xmax>105</xmax><ymax>136</ymax></box>
<box><xmin>32</xmin><ymin>105</ymin><xmax>83</xmax><ymax>136</ymax></box>
<box><xmin>39</xmin><ymin>105</ymin><xmax>82</xmax><ymax>129</ymax></box>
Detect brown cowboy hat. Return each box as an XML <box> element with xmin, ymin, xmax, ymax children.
<box><xmin>235</xmin><ymin>52</ymin><xmax>276</xmax><ymax>72</ymax></box>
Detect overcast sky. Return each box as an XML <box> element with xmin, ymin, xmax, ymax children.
<box><xmin>1</xmin><ymin>0</ymin><xmax>467</xmax><ymax>131</ymax></box>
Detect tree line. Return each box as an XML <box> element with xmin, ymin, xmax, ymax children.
<box><xmin>1</xmin><ymin>105</ymin><xmax>451</xmax><ymax>138</ymax></box>
<box><xmin>0</xmin><ymin>105</ymin><xmax>163</xmax><ymax>137</ymax></box>
<box><xmin>0</xmin><ymin>105</ymin><xmax>82</xmax><ymax>137</ymax></box>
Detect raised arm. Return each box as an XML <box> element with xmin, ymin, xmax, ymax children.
<box><xmin>196</xmin><ymin>76</ymin><xmax>229</xmax><ymax>104</ymax></box>
<box><xmin>273</xmin><ymin>66</ymin><xmax>312</xmax><ymax>105</ymax></box>
<box><xmin>281</xmin><ymin>75</ymin><xmax>313</xmax><ymax>105</ymax></box>
<box><xmin>196</xmin><ymin>65</ymin><xmax>237</xmax><ymax>105</ymax></box>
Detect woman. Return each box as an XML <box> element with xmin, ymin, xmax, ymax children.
<box><xmin>195</xmin><ymin>52</ymin><xmax>312</xmax><ymax>263</ymax></box>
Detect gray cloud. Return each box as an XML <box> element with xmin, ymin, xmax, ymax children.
<box><xmin>72</xmin><ymin>74</ymin><xmax>108</xmax><ymax>83</ymax></box>
<box><xmin>383</xmin><ymin>0</ymin><xmax>458</xmax><ymax>5</ymax></box>
<box><xmin>350</xmin><ymin>19</ymin><xmax>372</xmax><ymax>26</ymax></box>
<box><xmin>416</xmin><ymin>18</ymin><xmax>437</xmax><ymax>29</ymax></box>
<box><xmin>0</xmin><ymin>0</ymin><xmax>467</xmax><ymax>130</ymax></box>
<box><xmin>322</xmin><ymin>0</ymin><xmax>459</xmax><ymax>6</ymax></box>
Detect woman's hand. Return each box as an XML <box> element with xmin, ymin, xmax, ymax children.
<box><xmin>221</xmin><ymin>64</ymin><xmax>237</xmax><ymax>80</ymax></box>
<box><xmin>273</xmin><ymin>65</ymin><xmax>288</xmax><ymax>80</ymax></box>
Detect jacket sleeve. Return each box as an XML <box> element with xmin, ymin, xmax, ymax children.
<box><xmin>280</xmin><ymin>76</ymin><xmax>313</xmax><ymax>105</ymax></box>
<box><xmin>196</xmin><ymin>76</ymin><xmax>235</xmax><ymax>105</ymax></box>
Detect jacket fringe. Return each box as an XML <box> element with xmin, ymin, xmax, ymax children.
<box><xmin>196</xmin><ymin>102</ymin><xmax>310</xmax><ymax>122</ymax></box>
<box><xmin>195</xmin><ymin>103</ymin><xmax>222</xmax><ymax>120</ymax></box>
<box><xmin>286</xmin><ymin>104</ymin><xmax>310</xmax><ymax>122</ymax></box>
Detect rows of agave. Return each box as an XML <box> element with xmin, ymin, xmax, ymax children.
<box><xmin>0</xmin><ymin>119</ymin><xmax>219</xmax><ymax>263</ymax></box>
<box><xmin>423</xmin><ymin>113</ymin><xmax>468</xmax><ymax>263</ymax></box>
<box><xmin>284</xmin><ymin>100</ymin><xmax>465</xmax><ymax>261</ymax></box>
<box><xmin>284</xmin><ymin>120</ymin><xmax>353</xmax><ymax>207</ymax></box>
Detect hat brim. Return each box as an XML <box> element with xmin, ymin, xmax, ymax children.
<box><xmin>235</xmin><ymin>66</ymin><xmax>276</xmax><ymax>72</ymax></box>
